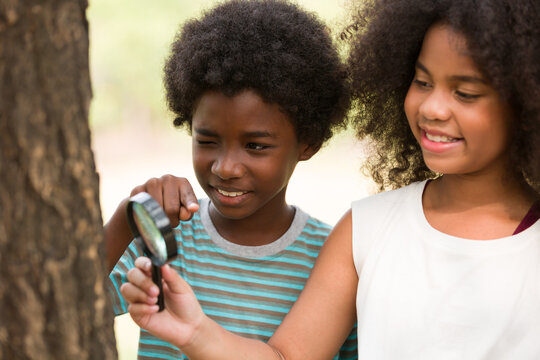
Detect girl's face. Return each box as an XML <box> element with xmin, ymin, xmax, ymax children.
<box><xmin>404</xmin><ymin>23</ymin><xmax>513</xmax><ymax>177</ymax></box>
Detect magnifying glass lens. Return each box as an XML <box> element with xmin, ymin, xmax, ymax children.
<box><xmin>132</xmin><ymin>203</ymin><xmax>168</xmax><ymax>265</ymax></box>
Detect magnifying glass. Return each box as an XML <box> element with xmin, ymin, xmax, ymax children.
<box><xmin>126</xmin><ymin>192</ymin><xmax>177</xmax><ymax>311</ymax></box>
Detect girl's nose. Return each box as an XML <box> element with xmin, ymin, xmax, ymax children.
<box><xmin>418</xmin><ymin>89</ymin><xmax>452</xmax><ymax>122</ymax></box>
<box><xmin>211</xmin><ymin>151</ymin><xmax>244</xmax><ymax>180</ymax></box>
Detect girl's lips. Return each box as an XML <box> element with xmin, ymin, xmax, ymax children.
<box><xmin>420</xmin><ymin>130</ymin><xmax>463</xmax><ymax>153</ymax></box>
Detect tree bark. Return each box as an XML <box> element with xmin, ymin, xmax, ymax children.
<box><xmin>0</xmin><ymin>0</ymin><xmax>117</xmax><ymax>359</ymax></box>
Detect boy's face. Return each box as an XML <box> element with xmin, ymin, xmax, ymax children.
<box><xmin>191</xmin><ymin>90</ymin><xmax>315</xmax><ymax>222</ymax></box>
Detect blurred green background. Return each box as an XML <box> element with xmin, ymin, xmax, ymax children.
<box><xmin>87</xmin><ymin>1</ymin><xmax>370</xmax><ymax>358</ymax></box>
<box><xmin>88</xmin><ymin>0</ymin><xmax>351</xmax><ymax>132</ymax></box>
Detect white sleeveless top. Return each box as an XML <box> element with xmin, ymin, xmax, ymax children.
<box><xmin>352</xmin><ymin>181</ymin><xmax>540</xmax><ymax>359</ymax></box>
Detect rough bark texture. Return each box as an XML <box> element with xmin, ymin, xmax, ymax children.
<box><xmin>0</xmin><ymin>0</ymin><xmax>117</xmax><ymax>359</ymax></box>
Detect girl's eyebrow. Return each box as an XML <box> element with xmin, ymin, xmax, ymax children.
<box><xmin>450</xmin><ymin>74</ymin><xmax>486</xmax><ymax>84</ymax></box>
<box><xmin>416</xmin><ymin>60</ymin><xmax>486</xmax><ymax>84</ymax></box>
<box><xmin>415</xmin><ymin>61</ymin><xmax>431</xmax><ymax>75</ymax></box>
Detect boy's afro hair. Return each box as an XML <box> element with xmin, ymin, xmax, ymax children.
<box><xmin>164</xmin><ymin>0</ymin><xmax>350</xmax><ymax>147</ymax></box>
<box><xmin>346</xmin><ymin>0</ymin><xmax>540</xmax><ymax>192</ymax></box>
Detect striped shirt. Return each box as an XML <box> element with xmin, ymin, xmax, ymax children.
<box><xmin>108</xmin><ymin>199</ymin><xmax>358</xmax><ymax>359</ymax></box>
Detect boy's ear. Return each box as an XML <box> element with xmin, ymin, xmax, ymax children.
<box><xmin>298</xmin><ymin>143</ymin><xmax>321</xmax><ymax>161</ymax></box>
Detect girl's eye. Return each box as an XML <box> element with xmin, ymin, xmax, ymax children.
<box><xmin>246</xmin><ymin>143</ymin><xmax>268</xmax><ymax>151</ymax></box>
<box><xmin>455</xmin><ymin>91</ymin><xmax>480</xmax><ymax>101</ymax></box>
<box><xmin>413</xmin><ymin>79</ymin><xmax>432</xmax><ymax>89</ymax></box>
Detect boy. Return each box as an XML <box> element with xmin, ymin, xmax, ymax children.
<box><xmin>105</xmin><ymin>0</ymin><xmax>356</xmax><ymax>358</ymax></box>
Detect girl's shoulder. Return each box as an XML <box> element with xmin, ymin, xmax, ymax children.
<box><xmin>350</xmin><ymin>181</ymin><xmax>427</xmax><ymax>269</ymax></box>
<box><xmin>352</xmin><ymin>180</ymin><xmax>426</xmax><ymax>213</ymax></box>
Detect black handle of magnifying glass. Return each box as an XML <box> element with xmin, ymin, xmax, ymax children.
<box><xmin>151</xmin><ymin>264</ymin><xmax>165</xmax><ymax>311</ymax></box>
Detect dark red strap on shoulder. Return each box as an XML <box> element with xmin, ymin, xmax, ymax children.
<box><xmin>513</xmin><ymin>201</ymin><xmax>540</xmax><ymax>235</ymax></box>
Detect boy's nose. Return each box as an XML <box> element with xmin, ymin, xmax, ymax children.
<box><xmin>418</xmin><ymin>89</ymin><xmax>452</xmax><ymax>122</ymax></box>
<box><xmin>211</xmin><ymin>152</ymin><xmax>244</xmax><ymax>180</ymax></box>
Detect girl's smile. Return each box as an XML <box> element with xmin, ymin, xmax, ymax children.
<box><xmin>420</xmin><ymin>129</ymin><xmax>462</xmax><ymax>153</ymax></box>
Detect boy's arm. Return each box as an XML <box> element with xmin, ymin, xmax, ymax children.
<box><xmin>105</xmin><ymin>175</ymin><xmax>200</xmax><ymax>273</ymax></box>
<box><xmin>104</xmin><ymin>197</ymin><xmax>134</xmax><ymax>272</ymax></box>
<box><xmin>122</xmin><ymin>210</ymin><xmax>358</xmax><ymax>360</ymax></box>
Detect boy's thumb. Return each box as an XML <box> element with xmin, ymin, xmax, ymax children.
<box><xmin>161</xmin><ymin>264</ymin><xmax>190</xmax><ymax>294</ymax></box>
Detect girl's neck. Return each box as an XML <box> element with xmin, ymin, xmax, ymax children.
<box><xmin>429</xmin><ymin>173</ymin><xmax>536</xmax><ymax>208</ymax></box>
<box><xmin>422</xmin><ymin>173</ymin><xmax>538</xmax><ymax>240</ymax></box>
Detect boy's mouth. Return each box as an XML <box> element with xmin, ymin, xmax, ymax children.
<box><xmin>216</xmin><ymin>188</ymin><xmax>248</xmax><ymax>197</ymax></box>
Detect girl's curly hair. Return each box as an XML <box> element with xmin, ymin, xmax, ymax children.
<box><xmin>164</xmin><ymin>0</ymin><xmax>350</xmax><ymax>148</ymax></box>
<box><xmin>346</xmin><ymin>0</ymin><xmax>540</xmax><ymax>192</ymax></box>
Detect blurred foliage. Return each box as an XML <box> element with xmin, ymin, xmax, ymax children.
<box><xmin>87</xmin><ymin>0</ymin><xmax>351</xmax><ymax>131</ymax></box>
<box><xmin>88</xmin><ymin>0</ymin><xmax>211</xmax><ymax>130</ymax></box>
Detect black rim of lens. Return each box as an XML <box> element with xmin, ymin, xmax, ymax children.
<box><xmin>126</xmin><ymin>192</ymin><xmax>177</xmax><ymax>266</ymax></box>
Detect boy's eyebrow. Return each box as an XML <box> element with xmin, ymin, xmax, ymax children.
<box><xmin>244</xmin><ymin>130</ymin><xmax>274</xmax><ymax>138</ymax></box>
<box><xmin>415</xmin><ymin>61</ymin><xmax>486</xmax><ymax>84</ymax></box>
<box><xmin>194</xmin><ymin>128</ymin><xmax>275</xmax><ymax>138</ymax></box>
<box><xmin>194</xmin><ymin>128</ymin><xmax>217</xmax><ymax>137</ymax></box>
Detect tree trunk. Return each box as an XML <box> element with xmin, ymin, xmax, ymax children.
<box><xmin>0</xmin><ymin>0</ymin><xmax>117</xmax><ymax>359</ymax></box>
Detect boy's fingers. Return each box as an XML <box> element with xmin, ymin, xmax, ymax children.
<box><xmin>130</xmin><ymin>178</ymin><xmax>165</xmax><ymax>207</ymax></box>
<box><xmin>162</xmin><ymin>175</ymin><xmax>182</xmax><ymax>227</ymax></box>
<box><xmin>134</xmin><ymin>256</ymin><xmax>153</xmax><ymax>273</ymax></box>
<box><xmin>129</xmin><ymin>184</ymin><xmax>146</xmax><ymax>197</ymax></box>
<box><xmin>179</xmin><ymin>206</ymin><xmax>198</xmax><ymax>221</ymax></box>
<box><xmin>161</xmin><ymin>264</ymin><xmax>191</xmax><ymax>294</ymax></box>
<box><xmin>144</xmin><ymin>177</ymin><xmax>164</xmax><ymax>206</ymax></box>
<box><xmin>127</xmin><ymin>265</ymin><xmax>159</xmax><ymax>297</ymax></box>
<box><xmin>129</xmin><ymin>175</ymin><xmax>198</xmax><ymax>225</ymax></box>
<box><xmin>178</xmin><ymin>180</ymin><xmax>199</xmax><ymax>221</ymax></box>
<box><xmin>127</xmin><ymin>303</ymin><xmax>160</xmax><ymax>318</ymax></box>
<box><xmin>178</xmin><ymin>178</ymin><xmax>197</xmax><ymax>206</ymax></box>
<box><xmin>120</xmin><ymin>283</ymin><xmax>158</xmax><ymax>305</ymax></box>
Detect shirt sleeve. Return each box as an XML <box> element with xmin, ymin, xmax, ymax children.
<box><xmin>107</xmin><ymin>238</ymin><xmax>146</xmax><ymax>315</ymax></box>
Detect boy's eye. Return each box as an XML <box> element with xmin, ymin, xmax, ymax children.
<box><xmin>246</xmin><ymin>143</ymin><xmax>268</xmax><ymax>151</ymax></box>
<box><xmin>196</xmin><ymin>139</ymin><xmax>215</xmax><ymax>145</ymax></box>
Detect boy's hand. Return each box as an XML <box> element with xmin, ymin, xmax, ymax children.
<box><xmin>120</xmin><ymin>257</ymin><xmax>206</xmax><ymax>348</ymax></box>
<box><xmin>106</xmin><ymin>175</ymin><xmax>198</xmax><ymax>272</ymax></box>
<box><xmin>130</xmin><ymin>175</ymin><xmax>199</xmax><ymax>227</ymax></box>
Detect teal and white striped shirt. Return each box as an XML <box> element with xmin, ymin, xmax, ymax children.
<box><xmin>109</xmin><ymin>199</ymin><xmax>358</xmax><ymax>359</ymax></box>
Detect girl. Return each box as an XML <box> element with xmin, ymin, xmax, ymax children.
<box><xmin>120</xmin><ymin>0</ymin><xmax>540</xmax><ymax>358</ymax></box>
